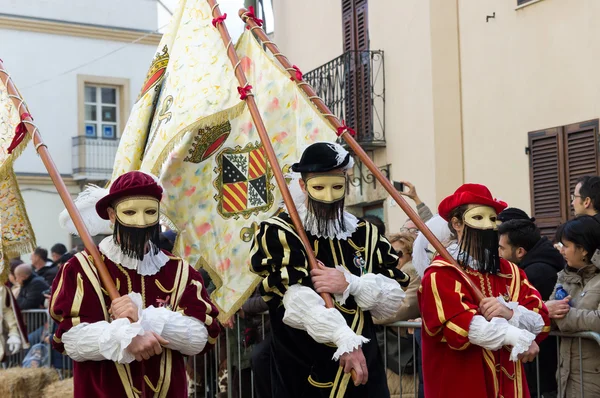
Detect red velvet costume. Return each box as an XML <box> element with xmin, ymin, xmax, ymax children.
<box><xmin>418</xmin><ymin>256</ymin><xmax>551</xmax><ymax>398</ymax></box>
<box><xmin>50</xmin><ymin>250</ymin><xmax>220</xmax><ymax>398</ymax></box>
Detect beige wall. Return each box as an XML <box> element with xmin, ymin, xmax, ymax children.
<box><xmin>272</xmin><ymin>0</ymin><xmax>343</xmax><ymax>71</ymax></box>
<box><xmin>272</xmin><ymin>0</ymin><xmax>600</xmax><ymax>232</ymax></box>
<box><xmin>458</xmin><ymin>0</ymin><xmax>600</xmax><ymax>213</ymax></box>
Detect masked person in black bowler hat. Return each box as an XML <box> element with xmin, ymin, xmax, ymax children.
<box><xmin>250</xmin><ymin>142</ymin><xmax>410</xmax><ymax>398</ymax></box>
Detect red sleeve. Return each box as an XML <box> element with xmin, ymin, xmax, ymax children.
<box><xmin>514</xmin><ymin>267</ymin><xmax>551</xmax><ymax>343</ymax></box>
<box><xmin>419</xmin><ymin>268</ymin><xmax>478</xmax><ymax>351</ymax></box>
<box><xmin>176</xmin><ymin>266</ymin><xmax>221</xmax><ymax>354</ymax></box>
<box><xmin>49</xmin><ymin>256</ymin><xmax>107</xmax><ymax>353</ymax></box>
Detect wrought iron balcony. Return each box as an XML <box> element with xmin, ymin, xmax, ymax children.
<box><xmin>304</xmin><ymin>50</ymin><xmax>385</xmax><ymax>148</ymax></box>
<box><xmin>72</xmin><ymin>136</ymin><xmax>119</xmax><ymax>181</ymax></box>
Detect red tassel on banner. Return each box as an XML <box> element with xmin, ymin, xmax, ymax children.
<box><xmin>212</xmin><ymin>13</ymin><xmax>227</xmax><ymax>27</ymax></box>
<box><xmin>245</xmin><ymin>6</ymin><xmax>263</xmax><ymax>29</ymax></box>
<box><xmin>290</xmin><ymin>65</ymin><xmax>303</xmax><ymax>82</ymax></box>
<box><xmin>7</xmin><ymin>113</ymin><xmax>32</xmax><ymax>154</ymax></box>
<box><xmin>336</xmin><ymin>120</ymin><xmax>356</xmax><ymax>137</ymax></box>
<box><xmin>237</xmin><ymin>85</ymin><xmax>253</xmax><ymax>100</ymax></box>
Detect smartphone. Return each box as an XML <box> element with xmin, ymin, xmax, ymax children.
<box><xmin>393</xmin><ymin>181</ymin><xmax>404</xmax><ymax>192</ymax></box>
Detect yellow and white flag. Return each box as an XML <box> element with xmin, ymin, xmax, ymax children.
<box><xmin>158</xmin><ymin>30</ymin><xmax>337</xmax><ymax>320</ymax></box>
<box><xmin>112</xmin><ymin>0</ymin><xmax>338</xmax><ymax>320</ymax></box>
<box><xmin>0</xmin><ymin>75</ymin><xmax>36</xmax><ymax>282</ymax></box>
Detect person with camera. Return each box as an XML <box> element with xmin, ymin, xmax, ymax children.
<box><xmin>546</xmin><ymin>216</ymin><xmax>600</xmax><ymax>396</ymax></box>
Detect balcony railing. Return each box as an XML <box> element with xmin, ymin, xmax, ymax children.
<box><xmin>304</xmin><ymin>50</ymin><xmax>385</xmax><ymax>148</ymax></box>
<box><xmin>72</xmin><ymin>136</ymin><xmax>119</xmax><ymax>181</ymax></box>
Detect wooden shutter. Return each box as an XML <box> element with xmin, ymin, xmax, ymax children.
<box><xmin>354</xmin><ymin>0</ymin><xmax>372</xmax><ymax>142</ymax></box>
<box><xmin>528</xmin><ymin>127</ymin><xmax>567</xmax><ymax>238</ymax></box>
<box><xmin>563</xmin><ymin>119</ymin><xmax>599</xmax><ymax>219</ymax></box>
<box><xmin>342</xmin><ymin>0</ymin><xmax>358</xmax><ymax>137</ymax></box>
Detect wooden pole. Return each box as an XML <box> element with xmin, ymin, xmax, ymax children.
<box><xmin>239</xmin><ymin>9</ymin><xmax>485</xmax><ymax>303</ymax></box>
<box><xmin>207</xmin><ymin>1</ymin><xmax>334</xmax><ymax>309</ymax></box>
<box><xmin>0</xmin><ymin>60</ymin><xmax>120</xmax><ymax>301</ymax></box>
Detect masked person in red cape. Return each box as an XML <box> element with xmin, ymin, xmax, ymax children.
<box><xmin>50</xmin><ymin>171</ymin><xmax>220</xmax><ymax>398</ymax></box>
<box><xmin>418</xmin><ymin>184</ymin><xmax>550</xmax><ymax>398</ymax></box>
<box><xmin>250</xmin><ymin>142</ymin><xmax>410</xmax><ymax>398</ymax></box>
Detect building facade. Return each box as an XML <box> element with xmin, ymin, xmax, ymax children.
<box><xmin>273</xmin><ymin>0</ymin><xmax>600</xmax><ymax>236</ymax></box>
<box><xmin>1</xmin><ymin>0</ymin><xmax>160</xmax><ymax>251</ymax></box>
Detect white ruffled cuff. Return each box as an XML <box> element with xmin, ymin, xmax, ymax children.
<box><xmin>141</xmin><ymin>306</ymin><xmax>208</xmax><ymax>356</ymax></box>
<box><xmin>333</xmin><ymin>266</ymin><xmax>405</xmax><ymax>319</ymax></box>
<box><xmin>499</xmin><ymin>297</ymin><xmax>544</xmax><ymax>335</ymax></box>
<box><xmin>283</xmin><ymin>284</ymin><xmax>369</xmax><ymax>360</ymax></box>
<box><xmin>468</xmin><ymin>315</ymin><xmax>535</xmax><ymax>362</ymax></box>
<box><xmin>63</xmin><ymin>318</ymin><xmax>144</xmax><ymax>363</ymax></box>
<box><xmin>503</xmin><ymin>323</ymin><xmax>536</xmax><ymax>361</ymax></box>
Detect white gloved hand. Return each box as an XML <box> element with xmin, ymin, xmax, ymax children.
<box><xmin>7</xmin><ymin>335</ymin><xmax>21</xmax><ymax>354</ymax></box>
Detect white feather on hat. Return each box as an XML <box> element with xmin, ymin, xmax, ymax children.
<box><xmin>58</xmin><ymin>184</ymin><xmax>113</xmax><ymax>236</ymax></box>
<box><xmin>412</xmin><ymin>214</ymin><xmax>458</xmax><ymax>278</ymax></box>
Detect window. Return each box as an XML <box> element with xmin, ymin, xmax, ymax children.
<box><xmin>528</xmin><ymin>119</ymin><xmax>599</xmax><ymax>237</ymax></box>
<box><xmin>84</xmin><ymin>85</ymin><xmax>119</xmax><ymax>139</ymax></box>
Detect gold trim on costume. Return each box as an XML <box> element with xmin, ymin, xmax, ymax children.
<box><xmin>70</xmin><ymin>272</ymin><xmax>84</xmax><ymax>325</ymax></box>
<box><xmin>155</xmin><ymin>279</ymin><xmax>175</xmax><ymax>293</ymax></box>
<box><xmin>75</xmin><ymin>253</ymin><xmax>109</xmax><ymax>321</ymax></box>
<box><xmin>430</xmin><ymin>273</ymin><xmax>446</xmax><ymax>324</ymax></box>
<box><xmin>449</xmin><ymin>341</ymin><xmax>470</xmax><ymax>351</ymax></box>
<box><xmin>278</xmin><ymin>230</ymin><xmax>291</xmax><ymax>266</ymax></box>
<box><xmin>115</xmin><ymin>263</ymin><xmax>133</xmax><ymax>293</ymax></box>
<box><xmin>308</xmin><ymin>375</ymin><xmax>334</xmax><ymax>388</ymax></box>
<box><xmin>454</xmin><ymin>280</ymin><xmax>470</xmax><ymax>311</ymax></box>
<box><xmin>158</xmin><ymin>349</ymin><xmax>172</xmax><ymax>398</ymax></box>
<box><xmin>334</xmin><ymin>302</ymin><xmax>356</xmax><ymax>315</ymax></box>
<box><xmin>190</xmin><ymin>279</ymin><xmax>214</xmax><ymax>326</ymax></box>
<box><xmin>115</xmin><ymin>363</ymin><xmax>139</xmax><ymax>398</ymax></box>
<box><xmin>53</xmin><ymin>334</ymin><xmax>61</xmax><ymax>344</ymax></box>
<box><xmin>482</xmin><ymin>349</ymin><xmax>499</xmax><ymax>397</ymax></box>
<box><xmin>446</xmin><ymin>321</ymin><xmax>468</xmax><ymax>337</ymax></box>
<box><xmin>141</xmin><ymin>275</ymin><xmax>146</xmax><ymax>308</ymax></box>
<box><xmin>49</xmin><ymin>262</ymin><xmax>69</xmax><ymax>322</ymax></box>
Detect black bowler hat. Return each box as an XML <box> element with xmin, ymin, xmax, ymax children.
<box><xmin>497</xmin><ymin>207</ymin><xmax>535</xmax><ymax>223</ymax></box>
<box><xmin>291</xmin><ymin>142</ymin><xmax>353</xmax><ymax>173</ymax></box>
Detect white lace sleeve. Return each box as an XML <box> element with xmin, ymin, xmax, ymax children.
<box><xmin>62</xmin><ymin>318</ymin><xmax>144</xmax><ymax>363</ymax></box>
<box><xmin>498</xmin><ymin>297</ymin><xmax>544</xmax><ymax>335</ymax></box>
<box><xmin>140</xmin><ymin>306</ymin><xmax>208</xmax><ymax>356</ymax></box>
<box><xmin>334</xmin><ymin>266</ymin><xmax>405</xmax><ymax>319</ymax></box>
<box><xmin>468</xmin><ymin>315</ymin><xmax>536</xmax><ymax>361</ymax></box>
<box><xmin>282</xmin><ymin>284</ymin><xmax>369</xmax><ymax>360</ymax></box>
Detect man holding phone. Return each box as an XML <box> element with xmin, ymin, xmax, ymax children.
<box><xmin>394</xmin><ymin>181</ymin><xmax>434</xmax><ymax>233</ymax></box>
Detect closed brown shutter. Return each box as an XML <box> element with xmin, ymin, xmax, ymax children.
<box><xmin>528</xmin><ymin>127</ymin><xmax>566</xmax><ymax>238</ymax></box>
<box><xmin>342</xmin><ymin>0</ymin><xmax>358</xmax><ymax>137</ymax></box>
<box><xmin>563</xmin><ymin>119</ymin><xmax>599</xmax><ymax>216</ymax></box>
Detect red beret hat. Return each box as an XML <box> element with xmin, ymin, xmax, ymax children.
<box><xmin>96</xmin><ymin>171</ymin><xmax>163</xmax><ymax>220</ymax></box>
<box><xmin>438</xmin><ymin>183</ymin><xmax>507</xmax><ymax>221</ymax></box>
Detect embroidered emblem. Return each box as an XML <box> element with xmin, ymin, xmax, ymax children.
<box><xmin>138</xmin><ymin>45</ymin><xmax>169</xmax><ymax>100</ymax></box>
<box><xmin>184</xmin><ymin>121</ymin><xmax>232</xmax><ymax>164</ymax></box>
<box><xmin>353</xmin><ymin>252</ymin><xmax>366</xmax><ymax>275</ymax></box>
<box><xmin>213</xmin><ymin>142</ymin><xmax>274</xmax><ymax>219</ymax></box>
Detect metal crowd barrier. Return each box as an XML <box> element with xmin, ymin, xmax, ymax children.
<box><xmin>3</xmin><ymin>312</ymin><xmax>600</xmax><ymax>398</ymax></box>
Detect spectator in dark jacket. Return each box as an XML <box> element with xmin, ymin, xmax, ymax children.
<box><xmin>30</xmin><ymin>247</ymin><xmax>58</xmax><ymax>286</ymax></box>
<box><xmin>498</xmin><ymin>217</ymin><xmax>564</xmax><ymax>397</ymax></box>
<box><xmin>14</xmin><ymin>264</ymin><xmax>49</xmax><ymax>310</ymax></box>
<box><xmin>50</xmin><ymin>243</ymin><xmax>68</xmax><ymax>263</ymax></box>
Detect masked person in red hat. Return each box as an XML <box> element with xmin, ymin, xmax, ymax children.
<box><xmin>250</xmin><ymin>142</ymin><xmax>410</xmax><ymax>398</ymax></box>
<box><xmin>418</xmin><ymin>184</ymin><xmax>551</xmax><ymax>398</ymax></box>
<box><xmin>50</xmin><ymin>171</ymin><xmax>220</xmax><ymax>398</ymax></box>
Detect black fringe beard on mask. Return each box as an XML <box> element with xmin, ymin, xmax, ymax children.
<box><xmin>457</xmin><ymin>225</ymin><xmax>501</xmax><ymax>274</ymax></box>
<box><xmin>304</xmin><ymin>197</ymin><xmax>346</xmax><ymax>237</ymax></box>
<box><xmin>113</xmin><ymin>220</ymin><xmax>160</xmax><ymax>260</ymax></box>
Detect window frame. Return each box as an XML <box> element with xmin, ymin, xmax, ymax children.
<box><xmin>77</xmin><ymin>75</ymin><xmax>130</xmax><ymax>140</ymax></box>
<box><xmin>83</xmin><ymin>85</ymin><xmax>119</xmax><ymax>140</ymax></box>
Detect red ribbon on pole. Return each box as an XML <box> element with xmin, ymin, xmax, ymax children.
<box><xmin>290</xmin><ymin>65</ymin><xmax>303</xmax><ymax>82</ymax></box>
<box><xmin>237</xmin><ymin>85</ymin><xmax>253</xmax><ymax>100</ymax></box>
<box><xmin>212</xmin><ymin>13</ymin><xmax>227</xmax><ymax>27</ymax></box>
<box><xmin>245</xmin><ymin>6</ymin><xmax>263</xmax><ymax>29</ymax></box>
<box><xmin>336</xmin><ymin>120</ymin><xmax>356</xmax><ymax>137</ymax></box>
<box><xmin>7</xmin><ymin>113</ymin><xmax>32</xmax><ymax>154</ymax></box>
